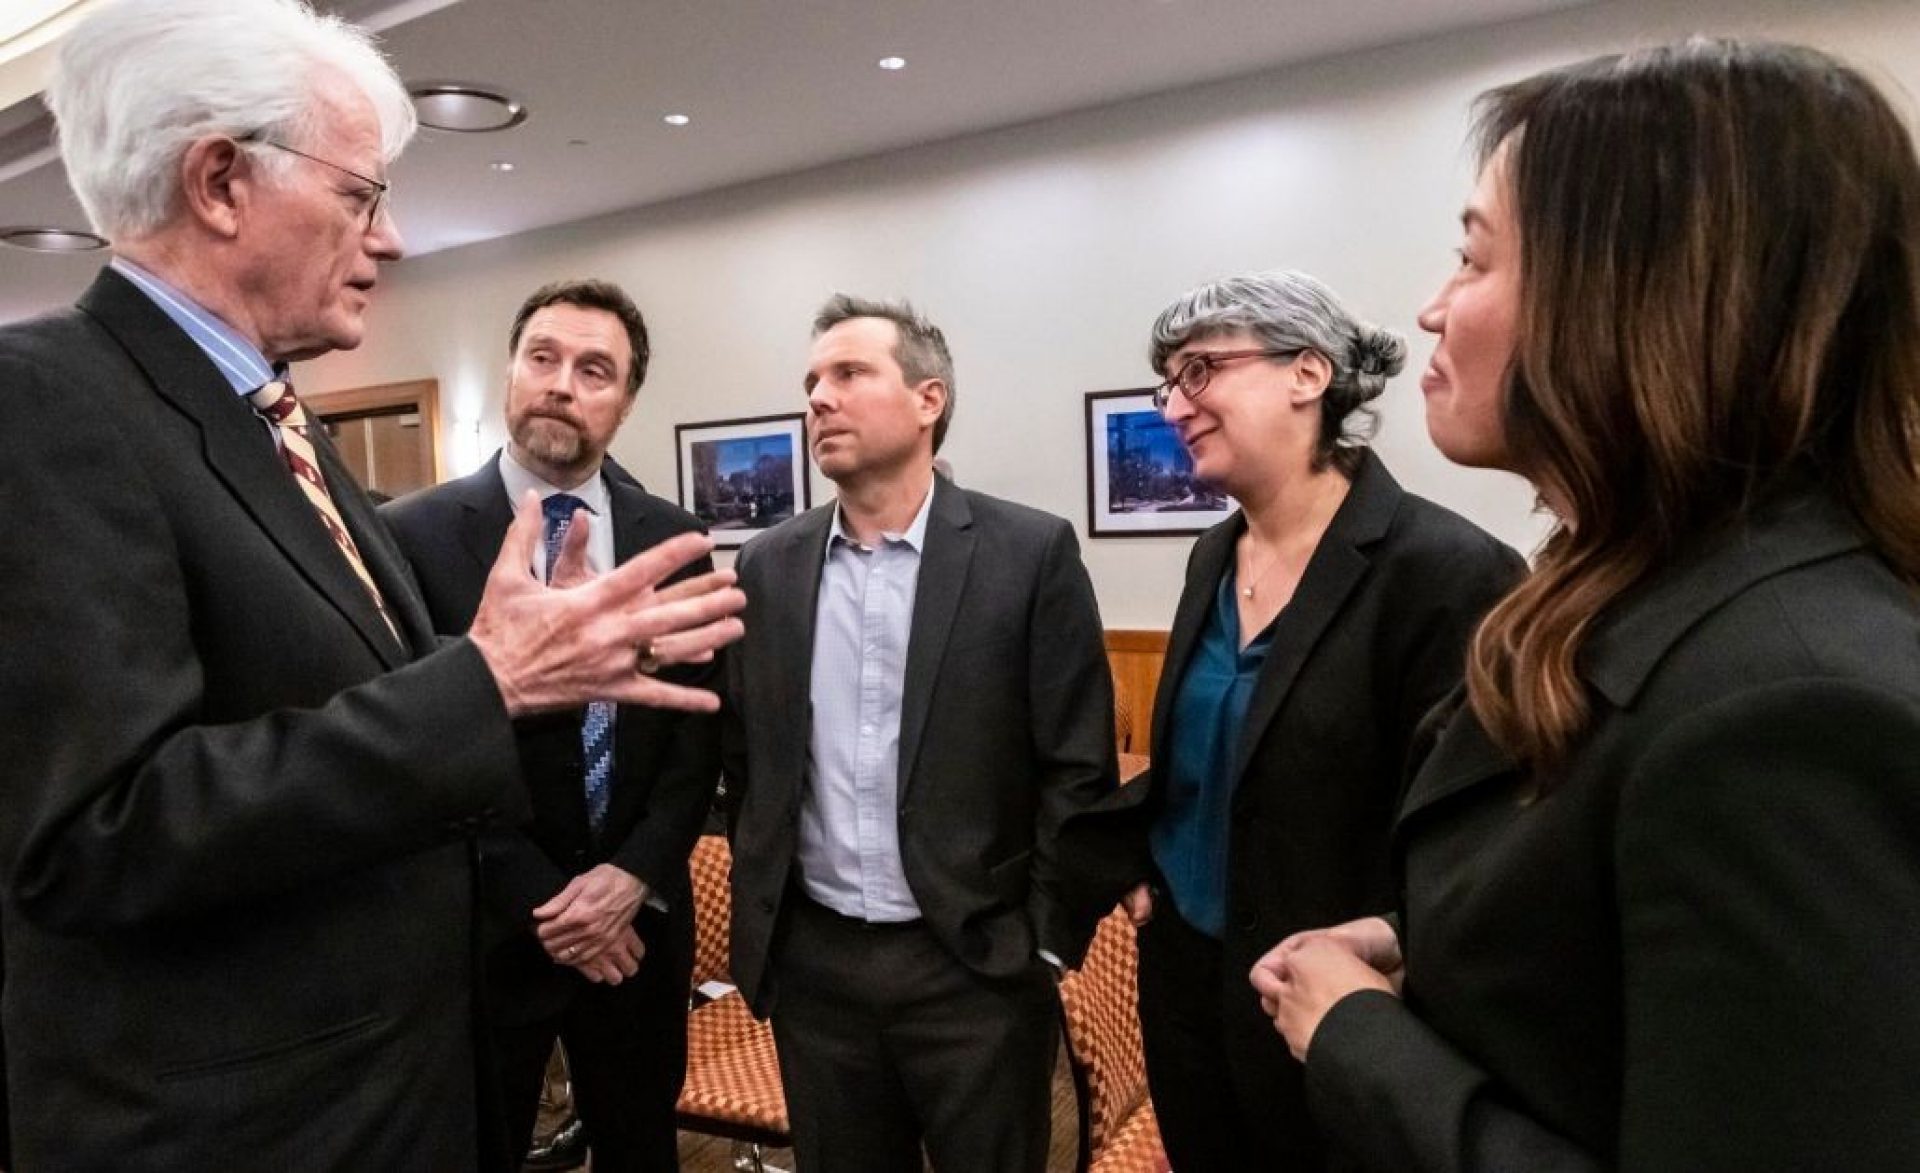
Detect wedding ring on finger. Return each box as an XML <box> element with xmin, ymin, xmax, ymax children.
<box><xmin>564</xmin><ymin>945</ymin><xmax>578</xmax><ymax>959</ymax></box>
<box><xmin>637</xmin><ymin>639</ymin><xmax>664</xmax><ymax>675</ymax></box>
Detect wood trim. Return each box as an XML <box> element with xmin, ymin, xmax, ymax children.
<box><xmin>1104</xmin><ymin>629</ymin><xmax>1168</xmax><ymax>758</ymax></box>
<box><xmin>1104</xmin><ymin>629</ymin><xmax>1169</xmax><ymax>653</ymax></box>
<box><xmin>305</xmin><ymin>377</ymin><xmax>445</xmax><ymax>484</ymax></box>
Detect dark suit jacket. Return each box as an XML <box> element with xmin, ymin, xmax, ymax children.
<box><xmin>381</xmin><ymin>453</ymin><xmax>721</xmax><ymax>1020</ymax></box>
<box><xmin>1146</xmin><ymin>453</ymin><xmax>1523</xmax><ymax>1068</ymax></box>
<box><xmin>721</xmin><ymin>480</ymin><xmax>1142</xmax><ymax>1012</ymax></box>
<box><xmin>1306</xmin><ymin>484</ymin><xmax>1920</xmax><ymax>1172</ymax></box>
<box><xmin>0</xmin><ymin>268</ymin><xmax>525</xmax><ymax>1171</ymax></box>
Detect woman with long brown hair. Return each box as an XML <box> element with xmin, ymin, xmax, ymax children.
<box><xmin>1253</xmin><ymin>39</ymin><xmax>1920</xmax><ymax>1170</ymax></box>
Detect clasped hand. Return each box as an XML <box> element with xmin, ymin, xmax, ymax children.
<box><xmin>1249</xmin><ymin>916</ymin><xmax>1402</xmax><ymax>1061</ymax></box>
<box><xmin>469</xmin><ymin>491</ymin><xmax>747</xmax><ymax>716</ymax></box>
<box><xmin>536</xmin><ymin>863</ymin><xmax>648</xmax><ymax>984</ymax></box>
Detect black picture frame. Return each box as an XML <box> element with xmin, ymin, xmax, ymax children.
<box><xmin>1084</xmin><ymin>388</ymin><xmax>1232</xmax><ymax>537</ymax></box>
<box><xmin>674</xmin><ymin>412</ymin><xmax>811</xmax><ymax>547</ymax></box>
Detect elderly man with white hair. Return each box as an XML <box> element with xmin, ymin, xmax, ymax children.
<box><xmin>0</xmin><ymin>1</ymin><xmax>744</xmax><ymax>1168</ymax></box>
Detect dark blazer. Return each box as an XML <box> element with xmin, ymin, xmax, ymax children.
<box><xmin>1306</xmin><ymin>484</ymin><xmax>1920</xmax><ymax>1172</ymax></box>
<box><xmin>0</xmin><ymin>268</ymin><xmax>525</xmax><ymax>1171</ymax></box>
<box><xmin>1145</xmin><ymin>452</ymin><xmax>1522</xmax><ymax>1115</ymax></box>
<box><xmin>381</xmin><ymin>453</ymin><xmax>721</xmax><ymax>1018</ymax></box>
<box><xmin>721</xmin><ymin>480</ymin><xmax>1140</xmax><ymax>1012</ymax></box>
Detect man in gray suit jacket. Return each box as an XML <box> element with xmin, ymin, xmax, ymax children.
<box><xmin>721</xmin><ymin>295</ymin><xmax>1145</xmax><ymax>1173</ymax></box>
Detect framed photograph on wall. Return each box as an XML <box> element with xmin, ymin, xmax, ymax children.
<box><xmin>1084</xmin><ymin>389</ymin><xmax>1233</xmax><ymax>537</ymax></box>
<box><xmin>675</xmin><ymin>412</ymin><xmax>811</xmax><ymax>547</ymax></box>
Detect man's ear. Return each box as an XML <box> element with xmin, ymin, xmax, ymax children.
<box><xmin>917</xmin><ymin>378</ymin><xmax>948</xmax><ymax>429</ymax></box>
<box><xmin>177</xmin><ymin>136</ymin><xmax>249</xmax><ymax>239</ymax></box>
<box><xmin>1288</xmin><ymin>349</ymin><xmax>1333</xmax><ymax>407</ymax></box>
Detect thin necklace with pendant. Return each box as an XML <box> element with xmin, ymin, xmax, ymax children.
<box><xmin>1239</xmin><ymin>540</ymin><xmax>1282</xmax><ymax>600</ymax></box>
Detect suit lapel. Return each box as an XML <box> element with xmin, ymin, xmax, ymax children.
<box><xmin>604</xmin><ymin>458</ymin><xmax>671</xmax><ymax>569</ymax></box>
<box><xmin>1151</xmin><ymin>518</ymin><xmax>1237</xmax><ymax>765</ymax></box>
<box><xmin>1230</xmin><ymin>451</ymin><xmax>1401</xmax><ymax>789</ymax></box>
<box><xmin>79</xmin><ymin>270</ymin><xmax>406</xmax><ymax>669</ymax></box>
<box><xmin>1394</xmin><ymin>697</ymin><xmax>1518</xmax><ymax>830</ymax></box>
<box><xmin>897</xmin><ymin>481</ymin><xmax>973</xmax><ymax>802</ymax></box>
<box><xmin>308</xmin><ymin>424</ymin><xmax>416</xmax><ymax>667</ymax></box>
<box><xmin>759</xmin><ymin>506</ymin><xmax>833</xmax><ymax>800</ymax></box>
<box><xmin>455</xmin><ymin>455</ymin><xmax>516</xmax><ymax>579</ymax></box>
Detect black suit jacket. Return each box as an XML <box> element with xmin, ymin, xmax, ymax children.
<box><xmin>382</xmin><ymin>453</ymin><xmax>721</xmax><ymax>1021</ymax></box>
<box><xmin>1306</xmin><ymin>484</ymin><xmax>1920</xmax><ymax>1172</ymax></box>
<box><xmin>0</xmin><ymin>269</ymin><xmax>525</xmax><ymax>1170</ymax></box>
<box><xmin>721</xmin><ymin>480</ymin><xmax>1142</xmax><ymax>1012</ymax></box>
<box><xmin>1147</xmin><ymin>452</ymin><xmax>1522</xmax><ymax>1044</ymax></box>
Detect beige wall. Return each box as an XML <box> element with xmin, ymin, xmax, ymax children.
<box><xmin>304</xmin><ymin>0</ymin><xmax>1920</xmax><ymax>627</ymax></box>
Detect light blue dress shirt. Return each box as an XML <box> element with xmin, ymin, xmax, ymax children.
<box><xmin>111</xmin><ymin>257</ymin><xmax>276</xmax><ymax>395</ymax></box>
<box><xmin>795</xmin><ymin>481</ymin><xmax>937</xmax><ymax>923</ymax></box>
<box><xmin>497</xmin><ymin>449</ymin><xmax>616</xmax><ymax>580</ymax></box>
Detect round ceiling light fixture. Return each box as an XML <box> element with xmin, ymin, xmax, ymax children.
<box><xmin>0</xmin><ymin>226</ymin><xmax>108</xmax><ymax>252</ymax></box>
<box><xmin>408</xmin><ymin>83</ymin><xmax>529</xmax><ymax>133</ymax></box>
<box><xmin>878</xmin><ymin>56</ymin><xmax>907</xmax><ymax>71</ymax></box>
<box><xmin>663</xmin><ymin>113</ymin><xmax>691</xmax><ymax>127</ymax></box>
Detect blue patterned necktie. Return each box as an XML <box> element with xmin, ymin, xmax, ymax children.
<box><xmin>542</xmin><ymin>493</ymin><xmax>615</xmax><ymax>834</ymax></box>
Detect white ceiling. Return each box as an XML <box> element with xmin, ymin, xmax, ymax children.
<box><xmin>0</xmin><ymin>0</ymin><xmax>1589</xmax><ymax>320</ymax></box>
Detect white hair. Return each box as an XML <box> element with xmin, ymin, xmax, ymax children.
<box><xmin>47</xmin><ymin>0</ymin><xmax>417</xmax><ymax>241</ymax></box>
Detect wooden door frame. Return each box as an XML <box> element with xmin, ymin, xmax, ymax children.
<box><xmin>305</xmin><ymin>377</ymin><xmax>444</xmax><ymax>484</ymax></box>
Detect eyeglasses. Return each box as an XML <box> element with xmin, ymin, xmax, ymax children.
<box><xmin>240</xmin><ymin>135</ymin><xmax>391</xmax><ymax>231</ymax></box>
<box><xmin>1152</xmin><ymin>347</ymin><xmax>1306</xmax><ymax>411</ymax></box>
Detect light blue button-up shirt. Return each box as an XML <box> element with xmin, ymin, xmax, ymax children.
<box><xmin>111</xmin><ymin>257</ymin><xmax>276</xmax><ymax>395</ymax></box>
<box><xmin>795</xmin><ymin>480</ymin><xmax>937</xmax><ymax>923</ymax></box>
<box><xmin>497</xmin><ymin>449</ymin><xmax>615</xmax><ymax>580</ymax></box>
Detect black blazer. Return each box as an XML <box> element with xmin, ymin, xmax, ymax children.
<box><xmin>720</xmin><ymin>480</ymin><xmax>1143</xmax><ymax>1012</ymax></box>
<box><xmin>0</xmin><ymin>269</ymin><xmax>525</xmax><ymax>1170</ymax></box>
<box><xmin>382</xmin><ymin>453</ymin><xmax>721</xmax><ymax>1020</ymax></box>
<box><xmin>1306</xmin><ymin>484</ymin><xmax>1920</xmax><ymax>1172</ymax></box>
<box><xmin>1147</xmin><ymin>454</ymin><xmax>1521</xmax><ymax>1053</ymax></box>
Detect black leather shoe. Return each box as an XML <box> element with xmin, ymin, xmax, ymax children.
<box><xmin>522</xmin><ymin>1116</ymin><xmax>586</xmax><ymax>1172</ymax></box>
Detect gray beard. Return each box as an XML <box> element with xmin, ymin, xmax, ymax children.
<box><xmin>512</xmin><ymin>417</ymin><xmax>585</xmax><ymax>468</ymax></box>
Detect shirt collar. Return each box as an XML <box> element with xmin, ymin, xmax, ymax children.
<box><xmin>498</xmin><ymin>448</ymin><xmax>612</xmax><ymax>517</ymax></box>
<box><xmin>111</xmin><ymin>257</ymin><xmax>278</xmax><ymax>396</ymax></box>
<box><xmin>827</xmin><ymin>475</ymin><xmax>937</xmax><ymax>559</ymax></box>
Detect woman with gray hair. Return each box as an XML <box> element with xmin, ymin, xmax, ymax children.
<box><xmin>1127</xmin><ymin>270</ymin><xmax>1522</xmax><ymax>1169</ymax></box>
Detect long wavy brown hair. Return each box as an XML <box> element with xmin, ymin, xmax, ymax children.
<box><xmin>1464</xmin><ymin>39</ymin><xmax>1920</xmax><ymax>774</ymax></box>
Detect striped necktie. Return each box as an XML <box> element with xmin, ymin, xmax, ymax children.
<box><xmin>543</xmin><ymin>493</ymin><xmax>615</xmax><ymax>834</ymax></box>
<box><xmin>248</xmin><ymin>379</ymin><xmax>399</xmax><ymax>642</ymax></box>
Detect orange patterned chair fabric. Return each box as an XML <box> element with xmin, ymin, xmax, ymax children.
<box><xmin>1090</xmin><ymin>1099</ymin><xmax>1168</xmax><ymax>1173</ymax></box>
<box><xmin>678</xmin><ymin>992</ymin><xmax>790</xmax><ymax>1144</ymax></box>
<box><xmin>1058</xmin><ymin>908</ymin><xmax>1168</xmax><ymax>1173</ymax></box>
<box><xmin>676</xmin><ymin>835</ymin><xmax>792</xmax><ymax>1148</ymax></box>
<box><xmin>687</xmin><ymin>834</ymin><xmax>733</xmax><ymax>988</ymax></box>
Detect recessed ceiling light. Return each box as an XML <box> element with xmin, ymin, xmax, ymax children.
<box><xmin>408</xmin><ymin>83</ymin><xmax>529</xmax><ymax>133</ymax></box>
<box><xmin>878</xmin><ymin>56</ymin><xmax>907</xmax><ymax>71</ymax></box>
<box><xmin>489</xmin><ymin>161</ymin><xmax>516</xmax><ymax>172</ymax></box>
<box><xmin>663</xmin><ymin>113</ymin><xmax>691</xmax><ymax>127</ymax></box>
<box><xmin>0</xmin><ymin>226</ymin><xmax>108</xmax><ymax>252</ymax></box>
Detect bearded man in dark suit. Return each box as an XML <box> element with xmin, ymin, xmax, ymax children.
<box><xmin>385</xmin><ymin>279</ymin><xmax>718</xmax><ymax>1172</ymax></box>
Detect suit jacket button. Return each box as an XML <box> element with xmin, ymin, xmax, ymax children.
<box><xmin>759</xmin><ymin>896</ymin><xmax>775</xmax><ymax>913</ymax></box>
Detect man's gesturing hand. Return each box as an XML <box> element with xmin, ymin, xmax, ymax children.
<box><xmin>469</xmin><ymin>491</ymin><xmax>747</xmax><ymax>716</ymax></box>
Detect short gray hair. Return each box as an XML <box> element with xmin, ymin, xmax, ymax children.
<box><xmin>1149</xmin><ymin>270</ymin><xmax>1407</xmax><ymax>473</ymax></box>
<box><xmin>48</xmin><ymin>0</ymin><xmax>417</xmax><ymax>241</ymax></box>
<box><xmin>813</xmin><ymin>294</ymin><xmax>957</xmax><ymax>453</ymax></box>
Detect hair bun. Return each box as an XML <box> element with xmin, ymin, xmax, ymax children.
<box><xmin>1354</xmin><ymin>325</ymin><xmax>1408</xmax><ymax>379</ymax></box>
